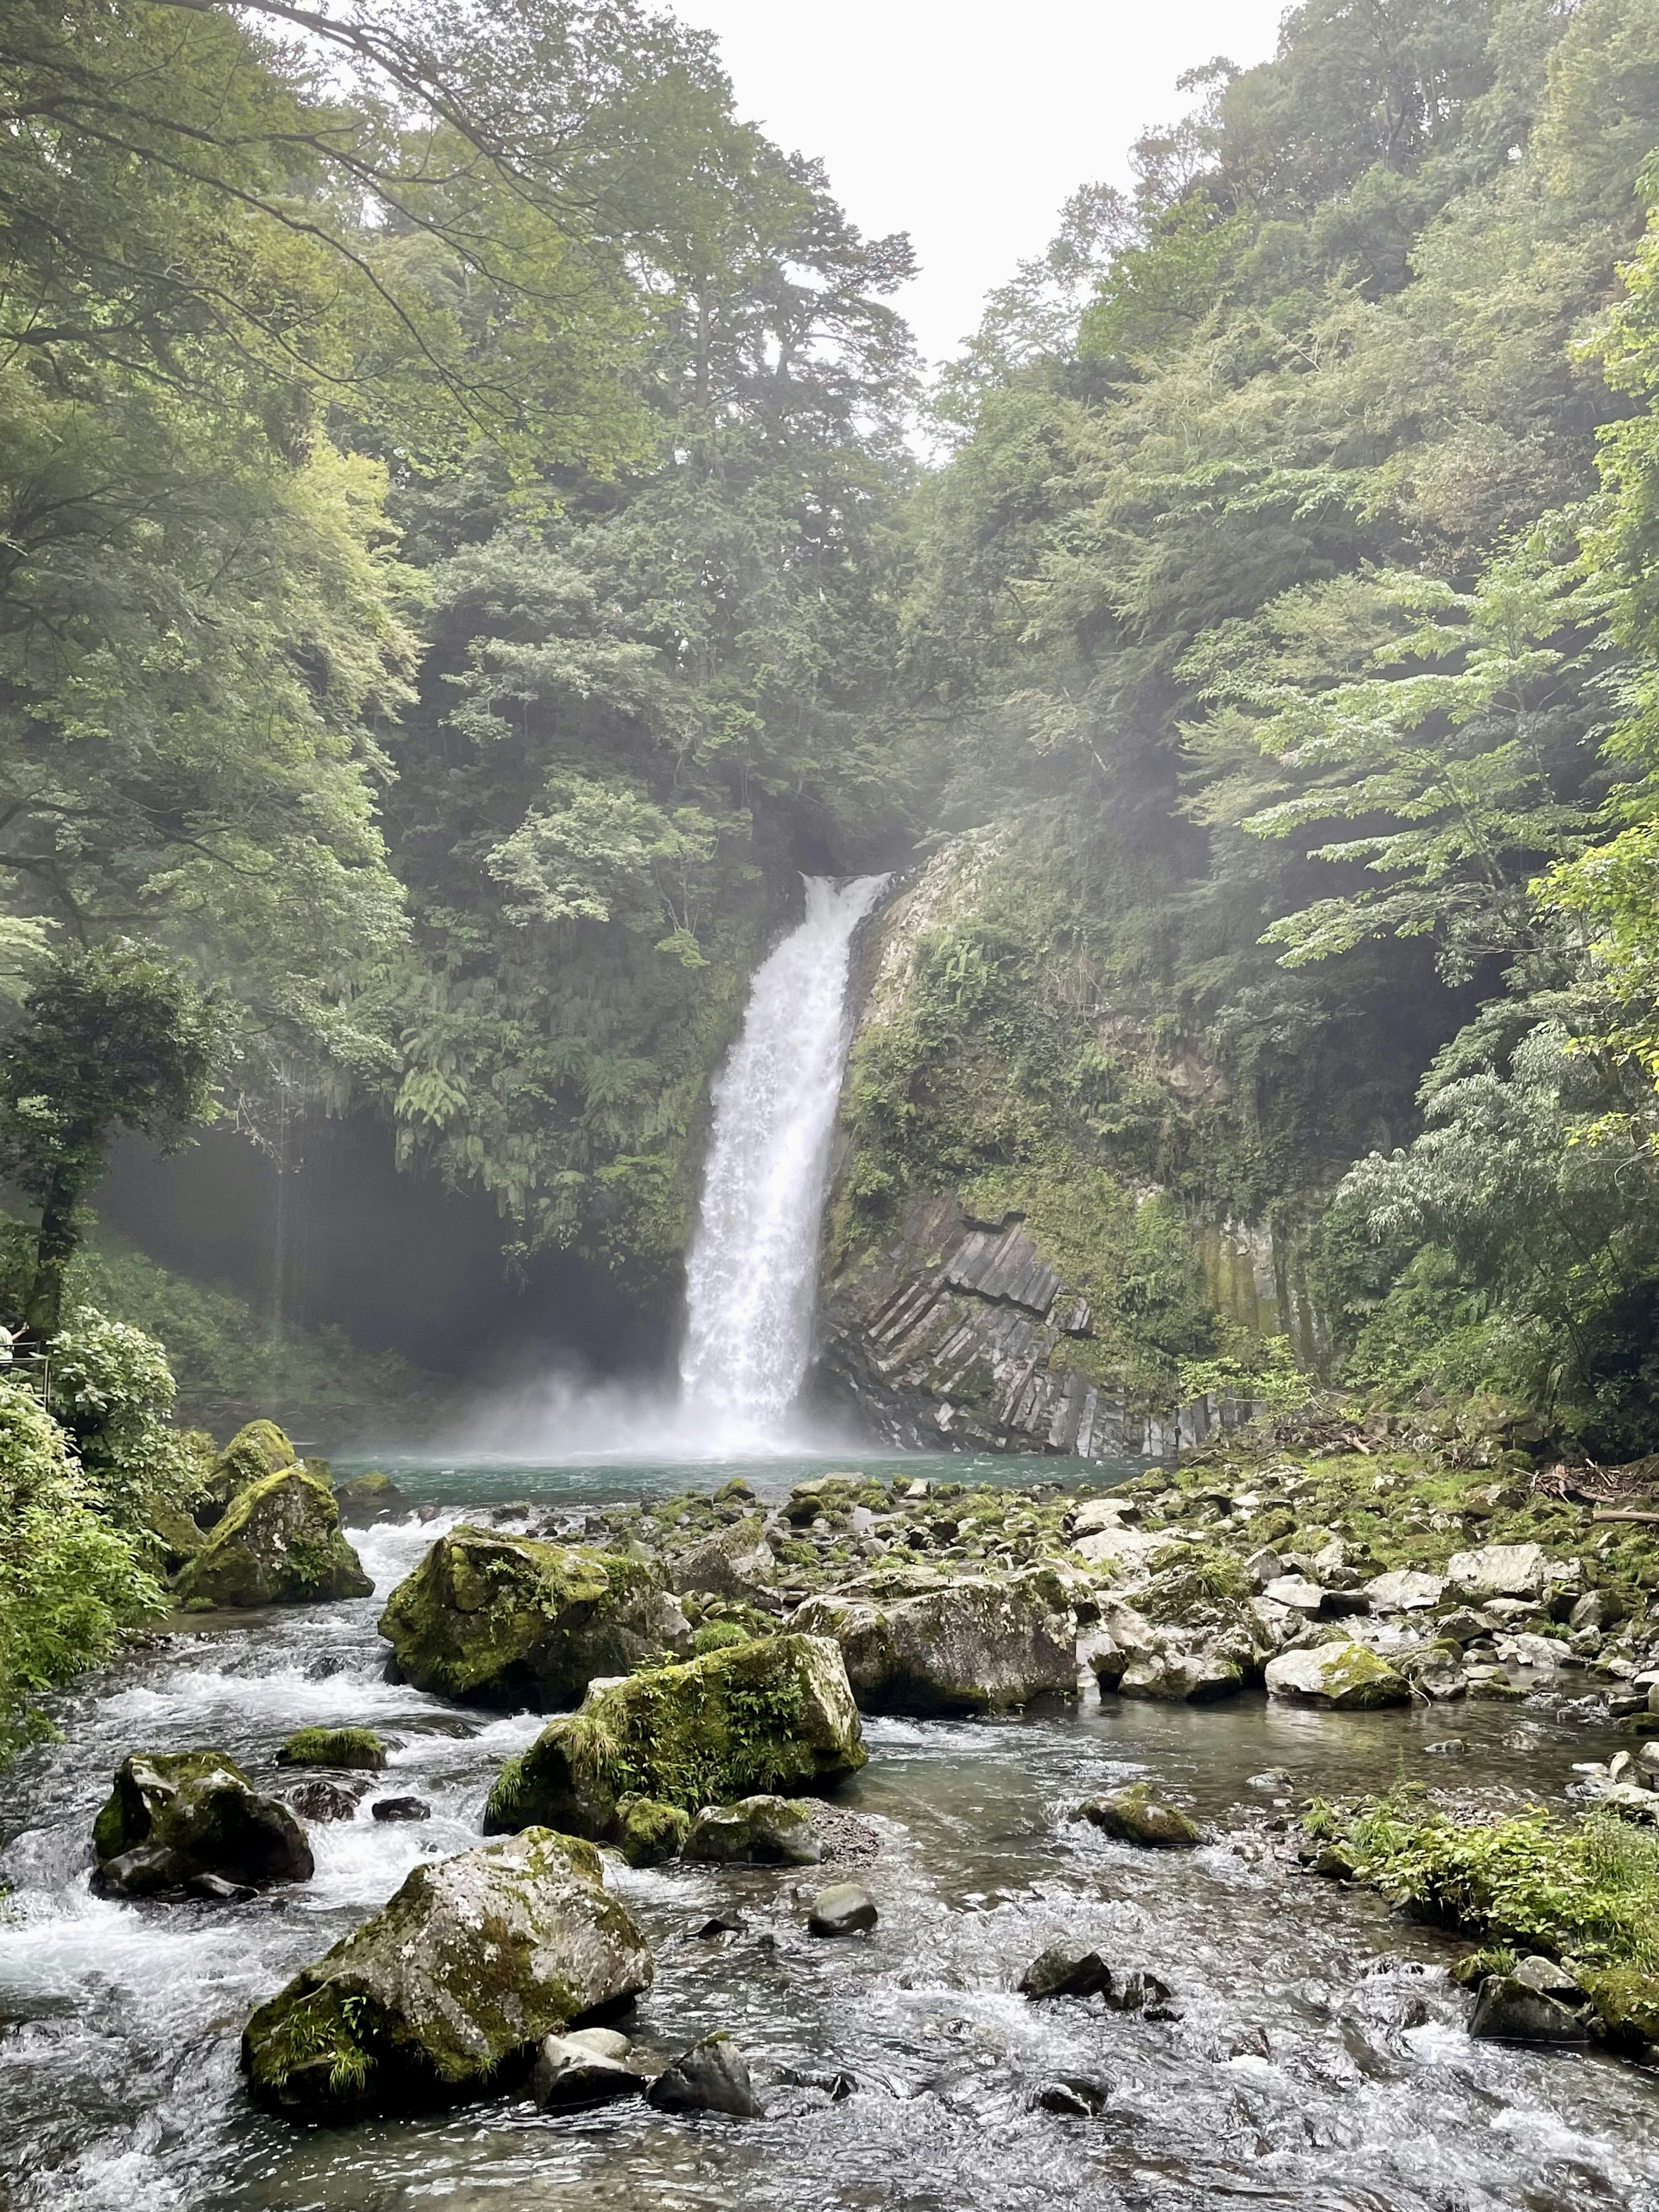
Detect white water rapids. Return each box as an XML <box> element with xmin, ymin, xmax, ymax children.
<box><xmin>678</xmin><ymin>873</ymin><xmax>890</xmax><ymax>1448</ymax></box>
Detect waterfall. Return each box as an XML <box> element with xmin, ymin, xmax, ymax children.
<box><xmin>680</xmin><ymin>873</ymin><xmax>890</xmax><ymax>1445</ymax></box>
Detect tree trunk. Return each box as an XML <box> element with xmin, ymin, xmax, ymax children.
<box><xmin>24</xmin><ymin>1167</ymin><xmax>79</xmax><ymax>1339</ymax></box>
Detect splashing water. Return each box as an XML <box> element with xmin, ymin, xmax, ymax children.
<box><xmin>679</xmin><ymin>874</ymin><xmax>890</xmax><ymax>1446</ymax></box>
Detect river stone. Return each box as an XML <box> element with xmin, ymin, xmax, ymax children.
<box><xmin>276</xmin><ymin>1727</ymin><xmax>385</xmax><ymax>1771</ymax></box>
<box><xmin>1469</xmin><ymin>1962</ymin><xmax>1589</xmax><ymax>2043</ymax></box>
<box><xmin>93</xmin><ymin>1749</ymin><xmax>314</xmax><ymax>1895</ymax></box>
<box><xmin>483</xmin><ymin>1634</ymin><xmax>866</xmax><ymax>1840</ymax></box>
<box><xmin>370</xmin><ymin>1795</ymin><xmax>431</xmax><ymax>1822</ymax></box>
<box><xmin>807</xmin><ymin>1881</ymin><xmax>877</xmax><ymax>1935</ymax></box>
<box><xmin>1264</xmin><ymin>1642</ymin><xmax>1410</xmax><ymax>1710</ymax></box>
<box><xmin>378</xmin><ymin>1526</ymin><xmax>692</xmax><ymax>1708</ymax></box>
<box><xmin>1262</xmin><ymin>1575</ymin><xmax>1328</xmax><ymax>1614</ymax></box>
<box><xmin>242</xmin><ymin>1828</ymin><xmax>652</xmax><ymax>2121</ymax></box>
<box><xmin>1033</xmin><ymin>2075</ymin><xmax>1110</xmax><ymax>2117</ymax></box>
<box><xmin>683</xmin><ymin>1796</ymin><xmax>822</xmax><ymax>1866</ymax></box>
<box><xmin>335</xmin><ymin>1470</ymin><xmax>406</xmax><ymax>1526</ymax></box>
<box><xmin>1088</xmin><ymin>1589</ymin><xmax>1261</xmax><ymax>1706</ymax></box>
<box><xmin>531</xmin><ymin>2031</ymin><xmax>644</xmax><ymax>2110</ymax></box>
<box><xmin>1445</xmin><ymin>1544</ymin><xmax>1549</xmax><ymax>1602</ymax></box>
<box><xmin>283</xmin><ymin>1776</ymin><xmax>368</xmax><ymax>1823</ymax></box>
<box><xmin>791</xmin><ymin>1566</ymin><xmax>1077</xmax><ymax>1714</ymax></box>
<box><xmin>615</xmin><ymin>1797</ymin><xmax>692</xmax><ymax>1866</ymax></box>
<box><xmin>1072</xmin><ymin>1786</ymin><xmax>1202</xmax><ymax>1849</ymax></box>
<box><xmin>1364</xmin><ymin>1569</ymin><xmax>1447</xmax><ymax>1611</ymax></box>
<box><xmin>645</xmin><ymin>2034</ymin><xmax>763</xmax><ymax>2117</ymax></box>
<box><xmin>1069</xmin><ymin>1526</ymin><xmax>1164</xmax><ymax>1573</ymax></box>
<box><xmin>1069</xmin><ymin>1497</ymin><xmax>1140</xmax><ymax>1537</ymax></box>
<box><xmin>1020</xmin><ymin>1942</ymin><xmax>1115</xmax><ymax>2000</ymax></box>
<box><xmin>672</xmin><ymin>1521</ymin><xmax>782</xmax><ymax>1606</ymax></box>
<box><xmin>173</xmin><ymin>1468</ymin><xmax>371</xmax><ymax>1608</ymax></box>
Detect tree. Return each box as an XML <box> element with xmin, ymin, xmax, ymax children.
<box><xmin>0</xmin><ymin>947</ymin><xmax>219</xmax><ymax>1335</ymax></box>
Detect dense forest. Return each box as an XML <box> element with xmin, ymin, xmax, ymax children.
<box><xmin>8</xmin><ymin>0</ymin><xmax>1659</xmax><ymax>1729</ymax></box>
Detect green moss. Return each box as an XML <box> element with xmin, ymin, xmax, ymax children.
<box><xmin>276</xmin><ymin>1727</ymin><xmax>385</xmax><ymax>1771</ymax></box>
<box><xmin>173</xmin><ymin>1468</ymin><xmax>370</xmax><ymax>1608</ymax></box>
<box><xmin>615</xmin><ymin>1796</ymin><xmax>690</xmax><ymax>1866</ymax></box>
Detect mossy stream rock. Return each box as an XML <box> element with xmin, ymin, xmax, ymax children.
<box><xmin>93</xmin><ymin>1749</ymin><xmax>313</xmax><ymax>1896</ymax></box>
<box><xmin>378</xmin><ymin>1526</ymin><xmax>691</xmax><ymax>1709</ymax></box>
<box><xmin>483</xmin><ymin>1634</ymin><xmax>866</xmax><ymax>1842</ymax></box>
<box><xmin>202</xmin><ymin>1419</ymin><xmax>297</xmax><ymax>1521</ymax></box>
<box><xmin>789</xmin><ymin>1566</ymin><xmax>1077</xmax><ymax>1714</ymax></box>
<box><xmin>334</xmin><ymin>1470</ymin><xmax>406</xmax><ymax>1526</ymax></box>
<box><xmin>242</xmin><ymin>1829</ymin><xmax>652</xmax><ymax>2122</ymax></box>
<box><xmin>1264</xmin><ymin>1641</ymin><xmax>1411</xmax><ymax>1710</ymax></box>
<box><xmin>275</xmin><ymin>1727</ymin><xmax>385</xmax><ymax>1771</ymax></box>
<box><xmin>174</xmin><ymin>1468</ymin><xmax>371</xmax><ymax>1608</ymax></box>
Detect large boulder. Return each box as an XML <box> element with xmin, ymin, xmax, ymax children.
<box><xmin>93</xmin><ymin>1749</ymin><xmax>313</xmax><ymax>1895</ymax></box>
<box><xmin>671</xmin><ymin>1520</ymin><xmax>782</xmax><ymax>1607</ymax></box>
<box><xmin>683</xmin><ymin>1796</ymin><xmax>822</xmax><ymax>1866</ymax></box>
<box><xmin>378</xmin><ymin>1526</ymin><xmax>691</xmax><ymax>1709</ymax></box>
<box><xmin>483</xmin><ymin>1634</ymin><xmax>865</xmax><ymax>1841</ymax></box>
<box><xmin>242</xmin><ymin>1829</ymin><xmax>652</xmax><ymax>2121</ymax></box>
<box><xmin>1363</xmin><ymin>1569</ymin><xmax>1446</xmax><ymax>1612</ymax></box>
<box><xmin>1085</xmin><ymin>1566</ymin><xmax>1265</xmax><ymax>1704</ymax></box>
<box><xmin>1445</xmin><ymin>1544</ymin><xmax>1549</xmax><ymax>1603</ymax></box>
<box><xmin>1264</xmin><ymin>1641</ymin><xmax>1411</xmax><ymax>1709</ymax></box>
<box><xmin>334</xmin><ymin>1470</ymin><xmax>406</xmax><ymax>1526</ymax></box>
<box><xmin>200</xmin><ymin>1419</ymin><xmax>296</xmax><ymax>1522</ymax></box>
<box><xmin>173</xmin><ymin>1468</ymin><xmax>371</xmax><ymax>1608</ymax></box>
<box><xmin>790</xmin><ymin>1565</ymin><xmax>1077</xmax><ymax>1714</ymax></box>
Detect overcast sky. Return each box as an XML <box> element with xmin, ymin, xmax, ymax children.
<box><xmin>676</xmin><ymin>1</ymin><xmax>1292</xmax><ymax>366</ymax></box>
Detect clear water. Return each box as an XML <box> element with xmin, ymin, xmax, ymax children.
<box><xmin>4</xmin><ymin>1457</ymin><xmax>1658</xmax><ymax>2212</ymax></box>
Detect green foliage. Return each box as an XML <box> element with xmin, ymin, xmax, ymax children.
<box><xmin>0</xmin><ymin>1378</ymin><xmax>165</xmax><ymax>1763</ymax></box>
<box><xmin>0</xmin><ymin>945</ymin><xmax>219</xmax><ymax>1333</ymax></box>
<box><xmin>1315</xmin><ymin>1792</ymin><xmax>1659</xmax><ymax>1972</ymax></box>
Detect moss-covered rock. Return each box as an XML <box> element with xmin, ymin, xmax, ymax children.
<box><xmin>202</xmin><ymin>1419</ymin><xmax>296</xmax><ymax>1520</ymax></box>
<box><xmin>1264</xmin><ymin>1641</ymin><xmax>1410</xmax><ymax>1709</ymax></box>
<box><xmin>683</xmin><ymin>1794</ymin><xmax>822</xmax><ymax>1866</ymax></box>
<box><xmin>1073</xmin><ymin>1785</ymin><xmax>1203</xmax><ymax>1849</ymax></box>
<box><xmin>378</xmin><ymin>1526</ymin><xmax>691</xmax><ymax>1710</ymax></box>
<box><xmin>790</xmin><ymin>1565</ymin><xmax>1077</xmax><ymax>1714</ymax></box>
<box><xmin>93</xmin><ymin>1748</ymin><xmax>313</xmax><ymax>1894</ymax></box>
<box><xmin>275</xmin><ymin>1727</ymin><xmax>385</xmax><ymax>1771</ymax></box>
<box><xmin>173</xmin><ymin>1468</ymin><xmax>371</xmax><ymax>1608</ymax></box>
<box><xmin>614</xmin><ymin>1797</ymin><xmax>691</xmax><ymax>1867</ymax></box>
<box><xmin>146</xmin><ymin>1497</ymin><xmax>208</xmax><ymax>1573</ymax></box>
<box><xmin>483</xmin><ymin>1633</ymin><xmax>866</xmax><ymax>1841</ymax></box>
<box><xmin>241</xmin><ymin>1828</ymin><xmax>652</xmax><ymax>2122</ymax></box>
<box><xmin>1583</xmin><ymin>1965</ymin><xmax>1659</xmax><ymax>2055</ymax></box>
<box><xmin>334</xmin><ymin>1469</ymin><xmax>405</xmax><ymax>1526</ymax></box>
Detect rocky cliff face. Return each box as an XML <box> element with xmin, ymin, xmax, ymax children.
<box><xmin>813</xmin><ymin>836</ymin><xmax>1323</xmax><ymax>1459</ymax></box>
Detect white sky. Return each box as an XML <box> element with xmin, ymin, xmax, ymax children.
<box><xmin>676</xmin><ymin>1</ymin><xmax>1292</xmax><ymax>365</ymax></box>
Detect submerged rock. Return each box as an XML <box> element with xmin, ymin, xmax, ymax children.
<box><xmin>1263</xmin><ymin>1642</ymin><xmax>1411</xmax><ymax>1710</ymax></box>
<box><xmin>1020</xmin><ymin>1942</ymin><xmax>1115</xmax><ymax>2000</ymax></box>
<box><xmin>683</xmin><ymin>1796</ymin><xmax>822</xmax><ymax>1866</ymax></box>
<box><xmin>282</xmin><ymin>1776</ymin><xmax>368</xmax><ymax>1824</ymax></box>
<box><xmin>645</xmin><ymin>2034</ymin><xmax>763</xmax><ymax>2118</ymax></box>
<box><xmin>93</xmin><ymin>1750</ymin><xmax>313</xmax><ymax>1895</ymax></box>
<box><xmin>378</xmin><ymin>1526</ymin><xmax>690</xmax><ymax>1709</ymax></box>
<box><xmin>790</xmin><ymin>1565</ymin><xmax>1077</xmax><ymax>1714</ymax></box>
<box><xmin>173</xmin><ymin>1468</ymin><xmax>371</xmax><ymax>1608</ymax></box>
<box><xmin>1072</xmin><ymin>1786</ymin><xmax>1203</xmax><ymax>1850</ymax></box>
<box><xmin>1032</xmin><ymin>2075</ymin><xmax>1110</xmax><ymax>2117</ymax></box>
<box><xmin>242</xmin><ymin>1828</ymin><xmax>652</xmax><ymax>2121</ymax></box>
<box><xmin>807</xmin><ymin>1881</ymin><xmax>877</xmax><ymax>1935</ymax></box>
<box><xmin>483</xmin><ymin>1634</ymin><xmax>865</xmax><ymax>1842</ymax></box>
<box><xmin>531</xmin><ymin>2028</ymin><xmax>645</xmax><ymax>2110</ymax></box>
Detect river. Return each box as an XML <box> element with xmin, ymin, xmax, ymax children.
<box><xmin>3</xmin><ymin>1454</ymin><xmax>1658</xmax><ymax>2212</ymax></box>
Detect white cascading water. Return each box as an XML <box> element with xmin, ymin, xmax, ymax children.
<box><xmin>679</xmin><ymin>872</ymin><xmax>890</xmax><ymax>1446</ymax></box>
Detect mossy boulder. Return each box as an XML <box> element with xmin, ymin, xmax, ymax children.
<box><xmin>275</xmin><ymin>1727</ymin><xmax>385</xmax><ymax>1772</ymax></box>
<box><xmin>1264</xmin><ymin>1641</ymin><xmax>1411</xmax><ymax>1710</ymax></box>
<box><xmin>1073</xmin><ymin>1785</ymin><xmax>1203</xmax><ymax>1849</ymax></box>
<box><xmin>335</xmin><ymin>1469</ymin><xmax>405</xmax><ymax>1526</ymax></box>
<box><xmin>683</xmin><ymin>1794</ymin><xmax>822</xmax><ymax>1866</ymax></box>
<box><xmin>241</xmin><ymin>1828</ymin><xmax>652</xmax><ymax>2122</ymax></box>
<box><xmin>614</xmin><ymin>1797</ymin><xmax>691</xmax><ymax>1867</ymax></box>
<box><xmin>93</xmin><ymin>1748</ymin><xmax>313</xmax><ymax>1895</ymax></box>
<box><xmin>483</xmin><ymin>1633</ymin><xmax>866</xmax><ymax>1842</ymax></box>
<box><xmin>790</xmin><ymin>1565</ymin><xmax>1077</xmax><ymax>1714</ymax></box>
<box><xmin>202</xmin><ymin>1419</ymin><xmax>296</xmax><ymax>1520</ymax></box>
<box><xmin>1583</xmin><ymin>1966</ymin><xmax>1659</xmax><ymax>2055</ymax></box>
<box><xmin>173</xmin><ymin>1468</ymin><xmax>371</xmax><ymax>1608</ymax></box>
<box><xmin>378</xmin><ymin>1526</ymin><xmax>691</xmax><ymax>1710</ymax></box>
<box><xmin>147</xmin><ymin>1497</ymin><xmax>208</xmax><ymax>1573</ymax></box>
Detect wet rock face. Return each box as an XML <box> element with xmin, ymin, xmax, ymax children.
<box><xmin>242</xmin><ymin>1829</ymin><xmax>652</xmax><ymax>2122</ymax></box>
<box><xmin>1264</xmin><ymin>1642</ymin><xmax>1411</xmax><ymax>1710</ymax></box>
<box><xmin>93</xmin><ymin>1750</ymin><xmax>314</xmax><ymax>1895</ymax></box>
<box><xmin>482</xmin><ymin>1634</ymin><xmax>866</xmax><ymax>1842</ymax></box>
<box><xmin>807</xmin><ymin>1881</ymin><xmax>877</xmax><ymax>1935</ymax></box>
<box><xmin>817</xmin><ymin>1192</ymin><xmax>1236</xmax><ymax>1459</ymax></box>
<box><xmin>1469</xmin><ymin>1957</ymin><xmax>1591</xmax><ymax>2043</ymax></box>
<box><xmin>645</xmin><ymin>2034</ymin><xmax>763</xmax><ymax>2118</ymax></box>
<box><xmin>377</xmin><ymin>1526</ymin><xmax>691</xmax><ymax>1709</ymax></box>
<box><xmin>173</xmin><ymin>1468</ymin><xmax>372</xmax><ymax>1608</ymax></box>
<box><xmin>791</xmin><ymin>1565</ymin><xmax>1077</xmax><ymax>1714</ymax></box>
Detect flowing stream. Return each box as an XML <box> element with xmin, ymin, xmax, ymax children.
<box><xmin>679</xmin><ymin>874</ymin><xmax>890</xmax><ymax>1447</ymax></box>
<box><xmin>3</xmin><ymin>1459</ymin><xmax>1659</xmax><ymax>2212</ymax></box>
